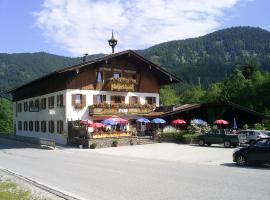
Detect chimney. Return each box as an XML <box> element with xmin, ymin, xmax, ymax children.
<box><xmin>83</xmin><ymin>53</ymin><xmax>88</xmax><ymax>62</ymax></box>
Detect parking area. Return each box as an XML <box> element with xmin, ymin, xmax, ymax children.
<box><xmin>90</xmin><ymin>143</ymin><xmax>235</xmax><ymax>166</ymax></box>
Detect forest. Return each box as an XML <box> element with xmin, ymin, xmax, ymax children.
<box><xmin>1</xmin><ymin>26</ymin><xmax>270</xmax><ymax>133</ymax></box>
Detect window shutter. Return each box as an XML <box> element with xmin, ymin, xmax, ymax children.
<box><xmin>129</xmin><ymin>96</ymin><xmax>132</xmax><ymax>105</ymax></box>
<box><xmin>121</xmin><ymin>96</ymin><xmax>125</xmax><ymax>103</ymax></box>
<box><xmin>72</xmin><ymin>94</ymin><xmax>76</xmax><ymax>106</ymax></box>
<box><xmin>110</xmin><ymin>96</ymin><xmax>115</xmax><ymax>104</ymax></box>
<box><xmin>60</xmin><ymin>95</ymin><xmax>63</xmax><ymax>106</ymax></box>
<box><xmin>102</xmin><ymin>95</ymin><xmax>106</xmax><ymax>102</ymax></box>
<box><xmin>57</xmin><ymin>121</ymin><xmax>59</xmax><ymax>133</ymax></box>
<box><xmin>93</xmin><ymin>95</ymin><xmax>97</xmax><ymax>104</ymax></box>
<box><xmin>81</xmin><ymin>94</ymin><xmax>86</xmax><ymax>107</ymax></box>
<box><xmin>138</xmin><ymin>97</ymin><xmax>140</xmax><ymax>105</ymax></box>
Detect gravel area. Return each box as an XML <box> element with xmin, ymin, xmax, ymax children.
<box><xmin>0</xmin><ymin>169</ymin><xmax>65</xmax><ymax>200</ymax></box>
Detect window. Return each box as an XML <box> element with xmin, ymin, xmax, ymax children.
<box><xmin>57</xmin><ymin>94</ymin><xmax>64</xmax><ymax>107</ymax></box>
<box><xmin>18</xmin><ymin>121</ymin><xmax>22</xmax><ymax>131</ymax></box>
<box><xmin>34</xmin><ymin>99</ymin><xmax>39</xmax><ymax>110</ymax></box>
<box><xmin>18</xmin><ymin>103</ymin><xmax>22</xmax><ymax>112</ymax></box>
<box><xmin>96</xmin><ymin>71</ymin><xmax>104</xmax><ymax>83</ymax></box>
<box><xmin>48</xmin><ymin>96</ymin><xmax>54</xmax><ymax>108</ymax></box>
<box><xmin>72</xmin><ymin>94</ymin><xmax>86</xmax><ymax>108</ymax></box>
<box><xmin>29</xmin><ymin>100</ymin><xmax>34</xmax><ymax>111</ymax></box>
<box><xmin>111</xmin><ymin>95</ymin><xmax>125</xmax><ymax>104</ymax></box>
<box><xmin>35</xmin><ymin>121</ymin><xmax>39</xmax><ymax>132</ymax></box>
<box><xmin>57</xmin><ymin>120</ymin><xmax>64</xmax><ymax>134</ymax></box>
<box><xmin>49</xmin><ymin>120</ymin><xmax>54</xmax><ymax>133</ymax></box>
<box><xmin>113</xmin><ymin>72</ymin><xmax>121</xmax><ymax>78</ymax></box>
<box><xmin>145</xmin><ymin>97</ymin><xmax>156</xmax><ymax>105</ymax></box>
<box><xmin>75</xmin><ymin>94</ymin><xmax>82</xmax><ymax>104</ymax></box>
<box><xmin>94</xmin><ymin>95</ymin><xmax>106</xmax><ymax>104</ymax></box>
<box><xmin>41</xmin><ymin>98</ymin><xmax>46</xmax><ymax>109</ymax></box>
<box><xmin>41</xmin><ymin>121</ymin><xmax>46</xmax><ymax>132</ymax></box>
<box><xmin>24</xmin><ymin>102</ymin><xmax>28</xmax><ymax>112</ymax></box>
<box><xmin>29</xmin><ymin>121</ymin><xmax>33</xmax><ymax>131</ymax></box>
<box><xmin>23</xmin><ymin>121</ymin><xmax>28</xmax><ymax>131</ymax></box>
<box><xmin>129</xmin><ymin>96</ymin><xmax>138</xmax><ymax>105</ymax></box>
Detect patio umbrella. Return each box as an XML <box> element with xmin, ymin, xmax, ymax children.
<box><xmin>171</xmin><ymin>119</ymin><xmax>186</xmax><ymax>125</ymax></box>
<box><xmin>91</xmin><ymin>123</ymin><xmax>105</xmax><ymax>128</ymax></box>
<box><xmin>191</xmin><ymin>119</ymin><xmax>207</xmax><ymax>125</ymax></box>
<box><xmin>232</xmin><ymin>118</ymin><xmax>238</xmax><ymax>129</ymax></box>
<box><xmin>79</xmin><ymin>120</ymin><xmax>92</xmax><ymax>126</ymax></box>
<box><xmin>214</xmin><ymin>119</ymin><xmax>229</xmax><ymax>125</ymax></box>
<box><xmin>136</xmin><ymin>118</ymin><xmax>150</xmax><ymax>123</ymax></box>
<box><xmin>101</xmin><ymin>119</ymin><xmax>117</xmax><ymax>125</ymax></box>
<box><xmin>151</xmin><ymin>118</ymin><xmax>166</xmax><ymax>124</ymax></box>
<box><xmin>214</xmin><ymin>119</ymin><xmax>229</xmax><ymax>129</ymax></box>
<box><xmin>101</xmin><ymin>116</ymin><xmax>128</xmax><ymax>125</ymax></box>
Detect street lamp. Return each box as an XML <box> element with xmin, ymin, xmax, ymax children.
<box><xmin>108</xmin><ymin>31</ymin><xmax>117</xmax><ymax>54</ymax></box>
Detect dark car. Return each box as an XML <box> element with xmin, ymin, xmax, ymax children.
<box><xmin>197</xmin><ymin>129</ymin><xmax>239</xmax><ymax>148</ymax></box>
<box><xmin>233</xmin><ymin>138</ymin><xmax>270</xmax><ymax>166</ymax></box>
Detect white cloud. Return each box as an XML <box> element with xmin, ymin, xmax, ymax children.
<box><xmin>34</xmin><ymin>0</ymin><xmax>244</xmax><ymax>55</ymax></box>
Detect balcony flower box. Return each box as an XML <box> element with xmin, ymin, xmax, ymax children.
<box><xmin>106</xmin><ymin>77</ymin><xmax>136</xmax><ymax>92</ymax></box>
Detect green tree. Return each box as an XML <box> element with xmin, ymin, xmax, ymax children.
<box><xmin>0</xmin><ymin>98</ymin><xmax>13</xmax><ymax>133</ymax></box>
<box><xmin>180</xmin><ymin>85</ymin><xmax>205</xmax><ymax>104</ymax></box>
<box><xmin>160</xmin><ymin>86</ymin><xmax>180</xmax><ymax>105</ymax></box>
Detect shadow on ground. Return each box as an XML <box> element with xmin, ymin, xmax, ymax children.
<box><xmin>220</xmin><ymin>163</ymin><xmax>270</xmax><ymax>170</ymax></box>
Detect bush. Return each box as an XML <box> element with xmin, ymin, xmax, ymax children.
<box><xmin>181</xmin><ymin>134</ymin><xmax>197</xmax><ymax>144</ymax></box>
<box><xmin>243</xmin><ymin>124</ymin><xmax>249</xmax><ymax>129</ymax></box>
<box><xmin>253</xmin><ymin>123</ymin><xmax>264</xmax><ymax>130</ymax></box>
<box><xmin>163</xmin><ymin>125</ymin><xmax>178</xmax><ymax>133</ymax></box>
<box><xmin>90</xmin><ymin>142</ymin><xmax>97</xmax><ymax>149</ymax></box>
<box><xmin>160</xmin><ymin>132</ymin><xmax>182</xmax><ymax>142</ymax></box>
<box><xmin>112</xmin><ymin>140</ymin><xmax>118</xmax><ymax>147</ymax></box>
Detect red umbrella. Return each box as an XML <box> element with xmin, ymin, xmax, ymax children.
<box><xmin>108</xmin><ymin>116</ymin><xmax>128</xmax><ymax>124</ymax></box>
<box><xmin>171</xmin><ymin>119</ymin><xmax>186</xmax><ymax>125</ymax></box>
<box><xmin>79</xmin><ymin>120</ymin><xmax>93</xmax><ymax>126</ymax></box>
<box><xmin>90</xmin><ymin>123</ymin><xmax>105</xmax><ymax>128</ymax></box>
<box><xmin>214</xmin><ymin>119</ymin><xmax>229</xmax><ymax>125</ymax></box>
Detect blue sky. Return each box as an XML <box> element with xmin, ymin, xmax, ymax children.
<box><xmin>0</xmin><ymin>0</ymin><xmax>269</xmax><ymax>57</ymax></box>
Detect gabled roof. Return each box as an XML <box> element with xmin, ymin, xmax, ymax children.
<box><xmin>158</xmin><ymin>102</ymin><xmax>265</xmax><ymax>118</ymax></box>
<box><xmin>7</xmin><ymin>50</ymin><xmax>182</xmax><ymax>93</ymax></box>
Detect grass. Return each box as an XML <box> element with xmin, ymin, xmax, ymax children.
<box><xmin>0</xmin><ymin>179</ymin><xmax>39</xmax><ymax>200</ymax></box>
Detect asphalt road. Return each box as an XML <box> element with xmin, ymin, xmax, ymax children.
<box><xmin>0</xmin><ymin>139</ymin><xmax>269</xmax><ymax>200</ymax></box>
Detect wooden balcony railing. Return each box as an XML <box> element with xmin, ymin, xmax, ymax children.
<box><xmin>89</xmin><ymin>103</ymin><xmax>154</xmax><ymax>115</ymax></box>
<box><xmin>106</xmin><ymin>77</ymin><xmax>136</xmax><ymax>92</ymax></box>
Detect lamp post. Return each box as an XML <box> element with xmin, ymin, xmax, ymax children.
<box><xmin>108</xmin><ymin>31</ymin><xmax>117</xmax><ymax>54</ymax></box>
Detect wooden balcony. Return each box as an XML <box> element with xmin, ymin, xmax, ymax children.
<box><xmin>89</xmin><ymin>103</ymin><xmax>154</xmax><ymax>115</ymax></box>
<box><xmin>106</xmin><ymin>77</ymin><xmax>136</xmax><ymax>92</ymax></box>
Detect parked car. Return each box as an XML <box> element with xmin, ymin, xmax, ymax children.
<box><xmin>233</xmin><ymin>137</ymin><xmax>270</xmax><ymax>166</ymax></box>
<box><xmin>237</xmin><ymin>130</ymin><xmax>268</xmax><ymax>145</ymax></box>
<box><xmin>196</xmin><ymin>129</ymin><xmax>239</xmax><ymax>148</ymax></box>
<box><xmin>263</xmin><ymin>131</ymin><xmax>270</xmax><ymax>136</ymax></box>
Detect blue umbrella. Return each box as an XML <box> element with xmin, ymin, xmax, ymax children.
<box><xmin>151</xmin><ymin>118</ymin><xmax>166</xmax><ymax>124</ymax></box>
<box><xmin>232</xmin><ymin>118</ymin><xmax>237</xmax><ymax>129</ymax></box>
<box><xmin>191</xmin><ymin>119</ymin><xmax>207</xmax><ymax>125</ymax></box>
<box><xmin>136</xmin><ymin>118</ymin><xmax>150</xmax><ymax>123</ymax></box>
<box><xmin>101</xmin><ymin>119</ymin><xmax>117</xmax><ymax>125</ymax></box>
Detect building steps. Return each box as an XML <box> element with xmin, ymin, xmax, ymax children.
<box><xmin>137</xmin><ymin>136</ymin><xmax>155</xmax><ymax>145</ymax></box>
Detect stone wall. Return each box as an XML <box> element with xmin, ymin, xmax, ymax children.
<box><xmin>87</xmin><ymin>136</ymin><xmax>138</xmax><ymax>149</ymax></box>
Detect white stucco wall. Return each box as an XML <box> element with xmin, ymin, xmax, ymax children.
<box><xmin>65</xmin><ymin>89</ymin><xmax>159</xmax><ymax>121</ymax></box>
<box><xmin>14</xmin><ymin>90</ymin><xmax>67</xmax><ymax>145</ymax></box>
<box><xmin>13</xmin><ymin>89</ymin><xmax>159</xmax><ymax>145</ymax></box>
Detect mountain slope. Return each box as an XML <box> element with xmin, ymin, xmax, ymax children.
<box><xmin>141</xmin><ymin>26</ymin><xmax>270</xmax><ymax>85</ymax></box>
<box><xmin>1</xmin><ymin>26</ymin><xmax>270</xmax><ymax>94</ymax></box>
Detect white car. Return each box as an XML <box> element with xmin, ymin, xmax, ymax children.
<box><xmin>237</xmin><ymin>130</ymin><xmax>268</xmax><ymax>145</ymax></box>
